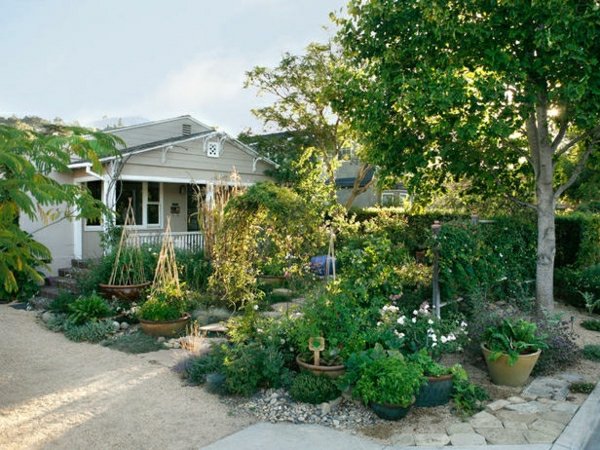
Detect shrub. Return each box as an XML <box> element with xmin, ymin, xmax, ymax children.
<box><xmin>44</xmin><ymin>314</ymin><xmax>67</xmax><ymax>332</ymax></box>
<box><xmin>555</xmin><ymin>213</ymin><xmax>600</xmax><ymax>268</ymax></box>
<box><xmin>186</xmin><ymin>346</ymin><xmax>226</xmax><ymax>384</ymax></box>
<box><xmin>138</xmin><ymin>283</ymin><xmax>187</xmax><ymax>321</ymax></box>
<box><xmin>48</xmin><ymin>291</ymin><xmax>77</xmax><ymax>314</ymax></box>
<box><xmin>581</xmin><ymin>320</ymin><xmax>600</xmax><ymax>332</ymax></box>
<box><xmin>67</xmin><ymin>294</ymin><xmax>113</xmax><ymax>325</ymax></box>
<box><xmin>290</xmin><ymin>372</ymin><xmax>340</xmax><ymax>404</ymax></box>
<box><xmin>222</xmin><ymin>342</ymin><xmax>292</xmax><ymax>396</ymax></box>
<box><xmin>555</xmin><ymin>265</ymin><xmax>600</xmax><ymax>309</ymax></box>
<box><xmin>102</xmin><ymin>331</ymin><xmax>164</xmax><ymax>353</ymax></box>
<box><xmin>450</xmin><ymin>365</ymin><xmax>489</xmax><ymax>417</ymax></box>
<box><xmin>483</xmin><ymin>318</ymin><xmax>548</xmax><ymax>365</ymax></box>
<box><xmin>582</xmin><ymin>345</ymin><xmax>600</xmax><ymax>362</ymax></box>
<box><xmin>533</xmin><ymin>315</ymin><xmax>580</xmax><ymax>375</ymax></box>
<box><xmin>63</xmin><ymin>319</ymin><xmax>114</xmax><ymax>343</ymax></box>
<box><xmin>176</xmin><ymin>250</ymin><xmax>212</xmax><ymax>291</ymax></box>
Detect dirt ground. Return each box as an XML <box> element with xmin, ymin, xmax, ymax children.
<box><xmin>0</xmin><ymin>305</ymin><xmax>254</xmax><ymax>450</ymax></box>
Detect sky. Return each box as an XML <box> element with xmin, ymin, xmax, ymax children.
<box><xmin>0</xmin><ymin>0</ymin><xmax>347</xmax><ymax>135</ymax></box>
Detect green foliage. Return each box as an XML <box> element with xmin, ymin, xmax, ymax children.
<box><xmin>48</xmin><ymin>291</ymin><xmax>77</xmax><ymax>314</ymax></box>
<box><xmin>222</xmin><ymin>342</ymin><xmax>292</xmax><ymax>396</ymax></box>
<box><xmin>67</xmin><ymin>293</ymin><xmax>113</xmax><ymax>325</ymax></box>
<box><xmin>581</xmin><ymin>320</ymin><xmax>600</xmax><ymax>332</ymax></box>
<box><xmin>290</xmin><ymin>372</ymin><xmax>340</xmax><ymax>404</ymax></box>
<box><xmin>102</xmin><ymin>331</ymin><xmax>165</xmax><ymax>354</ymax></box>
<box><xmin>582</xmin><ymin>345</ymin><xmax>600</xmax><ymax>362</ymax></box>
<box><xmin>570</xmin><ymin>382</ymin><xmax>596</xmax><ymax>394</ymax></box>
<box><xmin>186</xmin><ymin>346</ymin><xmax>227</xmax><ymax>385</ymax></box>
<box><xmin>533</xmin><ymin>314</ymin><xmax>580</xmax><ymax>375</ymax></box>
<box><xmin>555</xmin><ymin>213</ymin><xmax>600</xmax><ymax>268</ymax></box>
<box><xmin>353</xmin><ymin>355</ymin><xmax>424</xmax><ymax>407</ymax></box>
<box><xmin>408</xmin><ymin>349</ymin><xmax>450</xmax><ymax>377</ymax></box>
<box><xmin>63</xmin><ymin>319</ymin><xmax>114</xmax><ymax>343</ymax></box>
<box><xmin>44</xmin><ymin>313</ymin><xmax>67</xmax><ymax>332</ymax></box>
<box><xmin>210</xmin><ymin>182</ymin><xmax>325</xmax><ymax>309</ymax></box>
<box><xmin>0</xmin><ymin>123</ymin><xmax>120</xmax><ymax>294</ymax></box>
<box><xmin>138</xmin><ymin>283</ymin><xmax>187</xmax><ymax>321</ymax></box>
<box><xmin>483</xmin><ymin>319</ymin><xmax>548</xmax><ymax>366</ymax></box>
<box><xmin>450</xmin><ymin>365</ymin><xmax>489</xmax><ymax>417</ymax></box>
<box><xmin>176</xmin><ymin>249</ymin><xmax>211</xmax><ymax>291</ymax></box>
<box><xmin>555</xmin><ymin>265</ymin><xmax>600</xmax><ymax>310</ymax></box>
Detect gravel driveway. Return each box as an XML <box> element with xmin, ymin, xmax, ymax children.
<box><xmin>0</xmin><ymin>305</ymin><xmax>253</xmax><ymax>450</ymax></box>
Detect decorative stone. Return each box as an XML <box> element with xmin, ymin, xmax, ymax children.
<box><xmin>391</xmin><ymin>434</ymin><xmax>415</xmax><ymax>446</ymax></box>
<box><xmin>525</xmin><ymin>430</ymin><xmax>556</xmax><ymax>444</ymax></box>
<box><xmin>111</xmin><ymin>321</ymin><xmax>121</xmax><ymax>331</ymax></box>
<box><xmin>470</xmin><ymin>411</ymin><xmax>503</xmax><ymax>429</ymax></box>
<box><xmin>529</xmin><ymin>418</ymin><xmax>565</xmax><ymax>438</ymax></box>
<box><xmin>486</xmin><ymin>399</ymin><xmax>510</xmax><ymax>411</ymax></box>
<box><xmin>556</xmin><ymin>372</ymin><xmax>586</xmax><ymax>383</ymax></box>
<box><xmin>500</xmin><ymin>420</ymin><xmax>529</xmax><ymax>431</ymax></box>
<box><xmin>320</xmin><ymin>402</ymin><xmax>331</xmax><ymax>415</ymax></box>
<box><xmin>157</xmin><ymin>337</ymin><xmax>165</xmax><ymax>343</ymax></box>
<box><xmin>414</xmin><ymin>433</ymin><xmax>450</xmax><ymax>446</ymax></box>
<box><xmin>507</xmin><ymin>396</ymin><xmax>526</xmax><ymax>404</ymax></box>
<box><xmin>450</xmin><ymin>433</ymin><xmax>486</xmax><ymax>446</ymax></box>
<box><xmin>551</xmin><ymin>402</ymin><xmax>579</xmax><ymax>414</ymax></box>
<box><xmin>543</xmin><ymin>411</ymin><xmax>573</xmax><ymax>425</ymax></box>
<box><xmin>446</xmin><ymin>422</ymin><xmax>474</xmax><ymax>435</ymax></box>
<box><xmin>495</xmin><ymin>410</ymin><xmax>539</xmax><ymax>425</ymax></box>
<box><xmin>120</xmin><ymin>322</ymin><xmax>129</xmax><ymax>330</ymax></box>
<box><xmin>522</xmin><ymin>377</ymin><xmax>570</xmax><ymax>401</ymax></box>
<box><xmin>504</xmin><ymin>401</ymin><xmax>548</xmax><ymax>414</ymax></box>
<box><xmin>478</xmin><ymin>428</ymin><xmax>527</xmax><ymax>445</ymax></box>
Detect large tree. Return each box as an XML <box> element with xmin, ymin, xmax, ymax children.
<box><xmin>245</xmin><ymin>42</ymin><xmax>375</xmax><ymax>208</ymax></box>
<box><xmin>336</xmin><ymin>0</ymin><xmax>600</xmax><ymax>311</ymax></box>
<box><xmin>0</xmin><ymin>123</ymin><xmax>120</xmax><ymax>297</ymax></box>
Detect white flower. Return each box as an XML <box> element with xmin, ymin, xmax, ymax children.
<box><xmin>253</xmin><ymin>304</ymin><xmax>259</xmax><ymax>310</ymax></box>
<box><xmin>448</xmin><ymin>333</ymin><xmax>456</xmax><ymax>341</ymax></box>
<box><xmin>412</xmin><ymin>317</ymin><xmax>417</xmax><ymax>323</ymax></box>
<box><xmin>427</xmin><ymin>319</ymin><xmax>434</xmax><ymax>325</ymax></box>
<box><xmin>441</xmin><ymin>336</ymin><xmax>448</xmax><ymax>343</ymax></box>
<box><xmin>377</xmin><ymin>321</ymin><xmax>383</xmax><ymax>327</ymax></box>
<box><xmin>499</xmin><ymin>253</ymin><xmax>503</xmax><ymax>258</ymax></box>
<box><xmin>280</xmin><ymin>339</ymin><xmax>286</xmax><ymax>345</ymax></box>
<box><xmin>394</xmin><ymin>331</ymin><xmax>405</xmax><ymax>339</ymax></box>
<box><xmin>427</xmin><ymin>328</ymin><xmax>434</xmax><ymax>334</ymax></box>
<box><xmin>257</xmin><ymin>328</ymin><xmax>263</xmax><ymax>333</ymax></box>
<box><xmin>413</xmin><ymin>310</ymin><xmax>419</xmax><ymax>316</ymax></box>
<box><xmin>431</xmin><ymin>335</ymin><xmax>437</xmax><ymax>342</ymax></box>
<box><xmin>431</xmin><ymin>342</ymin><xmax>438</xmax><ymax>347</ymax></box>
<box><xmin>460</xmin><ymin>321</ymin><xmax>468</xmax><ymax>328</ymax></box>
<box><xmin>397</xmin><ymin>316</ymin><xmax>406</xmax><ymax>325</ymax></box>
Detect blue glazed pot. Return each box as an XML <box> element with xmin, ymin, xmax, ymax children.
<box><xmin>370</xmin><ymin>402</ymin><xmax>412</xmax><ymax>420</ymax></box>
<box><xmin>415</xmin><ymin>375</ymin><xmax>453</xmax><ymax>407</ymax></box>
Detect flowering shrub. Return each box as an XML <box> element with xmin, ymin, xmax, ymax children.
<box><xmin>377</xmin><ymin>300</ymin><xmax>468</xmax><ymax>358</ymax></box>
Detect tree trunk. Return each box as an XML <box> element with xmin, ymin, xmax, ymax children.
<box><xmin>535</xmin><ymin>144</ymin><xmax>556</xmax><ymax>312</ymax></box>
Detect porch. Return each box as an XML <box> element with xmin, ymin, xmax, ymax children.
<box><xmin>130</xmin><ymin>230</ymin><xmax>204</xmax><ymax>252</ymax></box>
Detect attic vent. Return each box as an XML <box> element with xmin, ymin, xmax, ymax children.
<box><xmin>182</xmin><ymin>124</ymin><xmax>192</xmax><ymax>136</ymax></box>
<box><xmin>206</xmin><ymin>141</ymin><xmax>220</xmax><ymax>158</ymax></box>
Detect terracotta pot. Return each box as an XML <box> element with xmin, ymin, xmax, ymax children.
<box><xmin>481</xmin><ymin>343</ymin><xmax>541</xmax><ymax>387</ymax></box>
<box><xmin>415</xmin><ymin>374</ymin><xmax>453</xmax><ymax>407</ymax></box>
<box><xmin>296</xmin><ymin>355</ymin><xmax>345</xmax><ymax>378</ymax></box>
<box><xmin>99</xmin><ymin>282</ymin><xmax>151</xmax><ymax>302</ymax></box>
<box><xmin>139</xmin><ymin>314</ymin><xmax>190</xmax><ymax>337</ymax></box>
<box><xmin>370</xmin><ymin>402</ymin><xmax>412</xmax><ymax>420</ymax></box>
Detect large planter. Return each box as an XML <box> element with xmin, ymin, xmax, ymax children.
<box><xmin>370</xmin><ymin>402</ymin><xmax>412</xmax><ymax>421</ymax></box>
<box><xmin>481</xmin><ymin>344</ymin><xmax>541</xmax><ymax>387</ymax></box>
<box><xmin>296</xmin><ymin>355</ymin><xmax>345</xmax><ymax>378</ymax></box>
<box><xmin>139</xmin><ymin>314</ymin><xmax>190</xmax><ymax>337</ymax></box>
<box><xmin>99</xmin><ymin>282</ymin><xmax>151</xmax><ymax>302</ymax></box>
<box><xmin>415</xmin><ymin>374</ymin><xmax>453</xmax><ymax>407</ymax></box>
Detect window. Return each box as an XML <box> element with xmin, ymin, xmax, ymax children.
<box><xmin>206</xmin><ymin>141</ymin><xmax>220</xmax><ymax>158</ymax></box>
<box><xmin>85</xmin><ymin>180</ymin><xmax>102</xmax><ymax>227</ymax></box>
<box><xmin>116</xmin><ymin>181</ymin><xmax>161</xmax><ymax>227</ymax></box>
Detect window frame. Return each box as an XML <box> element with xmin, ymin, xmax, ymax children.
<box><xmin>115</xmin><ymin>181</ymin><xmax>163</xmax><ymax>229</ymax></box>
<box><xmin>83</xmin><ymin>179</ymin><xmax>104</xmax><ymax>231</ymax></box>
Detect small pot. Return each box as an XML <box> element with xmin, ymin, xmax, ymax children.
<box><xmin>296</xmin><ymin>355</ymin><xmax>345</xmax><ymax>378</ymax></box>
<box><xmin>139</xmin><ymin>313</ymin><xmax>190</xmax><ymax>337</ymax></box>
<box><xmin>99</xmin><ymin>282</ymin><xmax>151</xmax><ymax>302</ymax></box>
<box><xmin>415</xmin><ymin>374</ymin><xmax>453</xmax><ymax>407</ymax></box>
<box><xmin>370</xmin><ymin>402</ymin><xmax>412</xmax><ymax>420</ymax></box>
<box><xmin>481</xmin><ymin>343</ymin><xmax>541</xmax><ymax>387</ymax></box>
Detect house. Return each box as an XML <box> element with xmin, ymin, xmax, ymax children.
<box><xmin>20</xmin><ymin>116</ymin><xmax>277</xmax><ymax>275</ymax></box>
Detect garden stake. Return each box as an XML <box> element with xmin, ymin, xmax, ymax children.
<box><xmin>309</xmin><ymin>337</ymin><xmax>325</xmax><ymax>366</ymax></box>
<box><xmin>431</xmin><ymin>221</ymin><xmax>442</xmax><ymax>319</ymax></box>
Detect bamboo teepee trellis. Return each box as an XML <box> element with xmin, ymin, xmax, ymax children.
<box><xmin>150</xmin><ymin>216</ymin><xmax>181</xmax><ymax>293</ymax></box>
<box><xmin>108</xmin><ymin>199</ymin><xmax>146</xmax><ymax>286</ymax></box>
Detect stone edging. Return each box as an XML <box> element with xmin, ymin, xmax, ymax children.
<box><xmin>551</xmin><ymin>382</ymin><xmax>600</xmax><ymax>450</ymax></box>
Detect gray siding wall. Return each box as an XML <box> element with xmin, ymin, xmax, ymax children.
<box><xmin>336</xmin><ymin>187</ymin><xmax>380</xmax><ymax>208</ymax></box>
<box><xmin>109</xmin><ymin>117</ymin><xmax>212</xmax><ymax>148</ymax></box>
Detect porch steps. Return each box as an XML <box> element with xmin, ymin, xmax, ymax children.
<box><xmin>39</xmin><ymin>259</ymin><xmax>93</xmax><ymax>299</ymax></box>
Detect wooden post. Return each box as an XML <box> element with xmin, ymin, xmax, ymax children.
<box><xmin>308</xmin><ymin>337</ymin><xmax>325</xmax><ymax>367</ymax></box>
<box><xmin>431</xmin><ymin>221</ymin><xmax>442</xmax><ymax>319</ymax></box>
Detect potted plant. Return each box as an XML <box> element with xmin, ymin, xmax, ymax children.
<box><xmin>481</xmin><ymin>318</ymin><xmax>548</xmax><ymax>386</ymax></box>
<box><xmin>353</xmin><ymin>354</ymin><xmax>425</xmax><ymax>420</ymax></box>
<box><xmin>409</xmin><ymin>349</ymin><xmax>453</xmax><ymax>407</ymax></box>
<box><xmin>138</xmin><ymin>283</ymin><xmax>190</xmax><ymax>337</ymax></box>
<box><xmin>138</xmin><ymin>217</ymin><xmax>189</xmax><ymax>337</ymax></box>
<box><xmin>99</xmin><ymin>202</ymin><xmax>150</xmax><ymax>301</ymax></box>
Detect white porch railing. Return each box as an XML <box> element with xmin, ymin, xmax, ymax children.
<box><xmin>129</xmin><ymin>231</ymin><xmax>204</xmax><ymax>252</ymax></box>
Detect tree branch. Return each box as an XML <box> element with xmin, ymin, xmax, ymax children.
<box><xmin>554</xmin><ymin>137</ymin><xmax>599</xmax><ymax>200</ymax></box>
<box><xmin>505</xmin><ymin>194</ymin><xmax>538</xmax><ymax>211</ymax></box>
<box><xmin>550</xmin><ymin>115</ymin><xmax>568</xmax><ymax>152</ymax></box>
<box><xmin>555</xmin><ymin>124</ymin><xmax>600</xmax><ymax>158</ymax></box>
